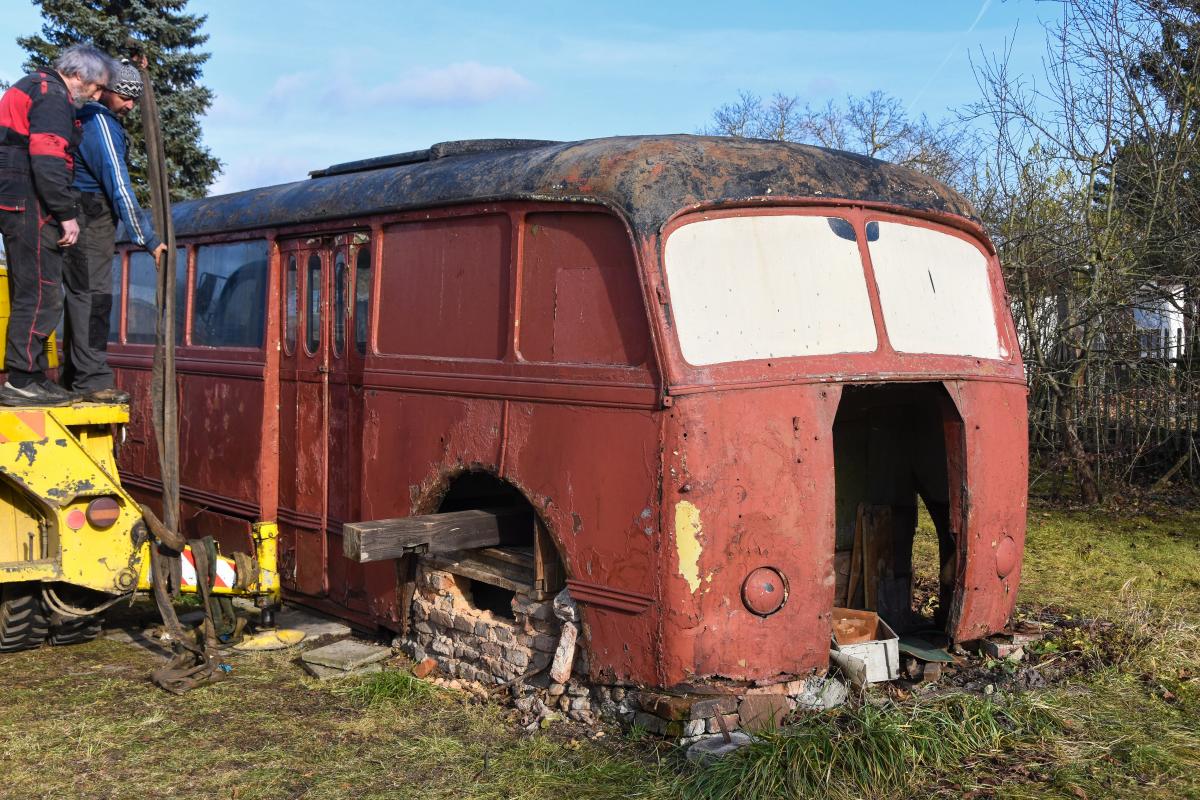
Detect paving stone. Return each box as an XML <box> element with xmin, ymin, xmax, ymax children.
<box><xmin>302</xmin><ymin>639</ymin><xmax>392</xmax><ymax>670</ymax></box>
<box><xmin>686</xmin><ymin>732</ymin><xmax>754</xmax><ymax>765</ymax></box>
<box><xmin>302</xmin><ymin>660</ymin><xmax>383</xmax><ymax>681</ymax></box>
<box><xmin>274</xmin><ymin>605</ymin><xmax>353</xmax><ymax>638</ymax></box>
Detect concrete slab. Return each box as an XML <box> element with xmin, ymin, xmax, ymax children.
<box><xmin>302</xmin><ymin>639</ymin><xmax>392</xmax><ymax>670</ymax></box>
<box><xmin>273</xmin><ymin>604</ymin><xmax>353</xmax><ymax>639</ymax></box>
<box><xmin>301</xmin><ymin>660</ymin><xmax>384</xmax><ymax>681</ymax></box>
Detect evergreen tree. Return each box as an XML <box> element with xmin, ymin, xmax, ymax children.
<box><xmin>18</xmin><ymin>0</ymin><xmax>222</xmax><ymax>201</ymax></box>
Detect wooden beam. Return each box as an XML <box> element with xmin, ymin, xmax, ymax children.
<box><xmin>343</xmin><ymin>507</ymin><xmax>531</xmax><ymax>563</ymax></box>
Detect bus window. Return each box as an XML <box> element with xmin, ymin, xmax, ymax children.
<box><xmin>354</xmin><ymin>246</ymin><xmax>370</xmax><ymax>355</ymax></box>
<box><xmin>108</xmin><ymin>254</ymin><xmax>122</xmax><ymax>343</ymax></box>
<box><xmin>333</xmin><ymin>250</ymin><xmax>347</xmax><ymax>357</ymax></box>
<box><xmin>518</xmin><ymin>212</ymin><xmax>647</xmax><ymax>366</ymax></box>
<box><xmin>867</xmin><ymin>221</ymin><xmax>1001</xmax><ymax>359</ymax></box>
<box><xmin>284</xmin><ymin>255</ymin><xmax>298</xmax><ymax>354</ymax></box>
<box><xmin>377</xmin><ymin>215</ymin><xmax>509</xmax><ymax>359</ymax></box>
<box><xmin>305</xmin><ymin>253</ymin><xmax>321</xmax><ymax>354</ymax></box>
<box><xmin>126</xmin><ymin>248</ymin><xmax>186</xmax><ymax>345</ymax></box>
<box><xmin>192</xmin><ymin>240</ymin><xmax>268</xmax><ymax>348</ymax></box>
<box><xmin>664</xmin><ymin>214</ymin><xmax>877</xmax><ymax>365</ymax></box>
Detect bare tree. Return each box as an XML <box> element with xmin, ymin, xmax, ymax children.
<box><xmin>702</xmin><ymin>89</ymin><xmax>972</xmax><ymax>188</ymax></box>
<box><xmin>967</xmin><ymin>0</ymin><xmax>1200</xmax><ymax>501</ymax></box>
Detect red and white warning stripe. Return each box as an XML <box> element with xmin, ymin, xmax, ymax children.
<box><xmin>179</xmin><ymin>547</ymin><xmax>239</xmax><ymax>590</ymax></box>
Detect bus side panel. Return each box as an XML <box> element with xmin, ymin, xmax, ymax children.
<box><xmin>355</xmin><ymin>390</ymin><xmax>508</xmax><ymax>618</ymax></box>
<box><xmin>503</xmin><ymin>402</ymin><xmax>660</xmax><ymax>685</ymax></box>
<box><xmin>945</xmin><ymin>380</ymin><xmax>1028</xmax><ymax>640</ymax></box>
<box><xmin>179</xmin><ymin>372</ymin><xmax>265</xmax><ymax>513</ymax></box>
<box><xmin>659</xmin><ymin>385</ymin><xmax>843</xmax><ymax>685</ymax></box>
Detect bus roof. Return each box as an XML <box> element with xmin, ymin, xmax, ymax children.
<box><xmin>151</xmin><ymin>135</ymin><xmax>977</xmax><ymax>242</ymax></box>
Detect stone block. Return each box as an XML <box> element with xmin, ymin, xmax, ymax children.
<box><xmin>531</xmin><ymin>634</ymin><xmax>558</xmax><ymax>653</ymax></box>
<box><xmin>738</xmin><ymin>694</ymin><xmax>788</xmax><ymax>732</ymax></box>
<box><xmin>413</xmin><ymin>621</ymin><xmax>434</xmax><ymax>636</ymax></box>
<box><xmin>474</xmin><ymin>621</ymin><xmax>491</xmax><ymax>638</ymax></box>
<box><xmin>454</xmin><ymin>644</ymin><xmax>480</xmax><ymax>662</ymax></box>
<box><xmin>429</xmin><ymin>609</ymin><xmax>453</xmax><ymax>630</ymax></box>
<box><xmin>302</xmin><ymin>660</ymin><xmax>382</xmax><ymax>681</ymax></box>
<box><xmin>552</xmin><ymin>588</ymin><xmax>579</xmax><ymax>623</ymax></box>
<box><xmin>452</xmin><ymin>615</ymin><xmax>475</xmax><ymax>634</ymax></box>
<box><xmin>548</xmin><ymin>682</ymin><xmax>566</xmax><ymax>697</ymax></box>
<box><xmin>548</xmin><ymin>621</ymin><xmax>578</xmax><ymax>684</ymax></box>
<box><xmin>706</xmin><ymin>714</ymin><xmax>739</xmax><ymax>734</ymax></box>
<box><xmin>632</xmin><ymin>711</ymin><xmax>683</xmax><ymax>738</ymax></box>
<box><xmin>480</xmin><ymin>641</ymin><xmax>505</xmax><ymax>659</ymax></box>
<box><xmin>637</xmin><ymin>692</ymin><xmax>695</xmax><ymax>721</ymax></box>
<box><xmin>301</xmin><ymin>640</ymin><xmax>392</xmax><ymax>671</ymax></box>
<box><xmin>493</xmin><ymin>626</ymin><xmax>514</xmax><ymax>644</ymax></box>
<box><xmin>690</xmin><ymin>696</ymin><xmax>738</xmax><ymax>720</ymax></box>
<box><xmin>792</xmin><ymin>676</ymin><xmax>848</xmax><ymax>712</ymax></box>
<box><xmin>506</xmin><ymin>648</ymin><xmax>531</xmax><ymax>669</ymax></box>
<box><xmin>682</xmin><ymin>719</ymin><xmax>706</xmax><ymax>738</ymax></box>
<box><xmin>430</xmin><ymin>636</ymin><xmax>454</xmax><ymax>656</ymax></box>
<box><xmin>569</xmin><ymin>696</ymin><xmax>590</xmax><ymax>711</ymax></box>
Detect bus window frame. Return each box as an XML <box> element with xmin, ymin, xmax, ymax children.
<box><xmin>654</xmin><ymin>203</ymin><xmax>1023</xmax><ymax>393</ymax></box>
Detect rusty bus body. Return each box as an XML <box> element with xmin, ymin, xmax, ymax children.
<box><xmin>111</xmin><ymin>136</ymin><xmax>1026</xmax><ymax>691</ymax></box>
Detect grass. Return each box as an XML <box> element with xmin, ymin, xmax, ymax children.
<box><xmin>1</xmin><ymin>504</ymin><xmax>1198</xmax><ymax>799</ymax></box>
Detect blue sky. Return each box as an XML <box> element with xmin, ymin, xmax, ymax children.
<box><xmin>1</xmin><ymin>0</ymin><xmax>1053</xmax><ymax>196</ymax></box>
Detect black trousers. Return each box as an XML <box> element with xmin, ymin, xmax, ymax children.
<box><xmin>61</xmin><ymin>193</ymin><xmax>116</xmax><ymax>392</ymax></box>
<box><xmin>0</xmin><ymin>195</ymin><xmax>65</xmax><ymax>383</ymax></box>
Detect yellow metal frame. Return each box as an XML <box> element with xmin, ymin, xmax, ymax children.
<box><xmin>0</xmin><ymin>401</ymin><xmax>278</xmax><ymax>604</ymax></box>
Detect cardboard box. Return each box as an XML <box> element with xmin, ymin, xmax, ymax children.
<box><xmin>831</xmin><ymin>607</ymin><xmax>899</xmax><ymax>684</ymax></box>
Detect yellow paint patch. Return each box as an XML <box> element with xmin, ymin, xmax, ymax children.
<box><xmin>675</xmin><ymin>500</ymin><xmax>703</xmax><ymax>592</ymax></box>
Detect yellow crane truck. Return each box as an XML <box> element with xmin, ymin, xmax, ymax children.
<box><xmin>0</xmin><ymin>270</ymin><xmax>279</xmax><ymax>653</ymax></box>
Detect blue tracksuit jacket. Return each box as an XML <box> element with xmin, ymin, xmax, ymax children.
<box><xmin>72</xmin><ymin>102</ymin><xmax>161</xmax><ymax>252</ymax></box>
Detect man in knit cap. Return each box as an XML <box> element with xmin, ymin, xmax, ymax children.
<box><xmin>64</xmin><ymin>58</ymin><xmax>166</xmax><ymax>404</ymax></box>
<box><xmin>0</xmin><ymin>44</ymin><xmax>112</xmax><ymax>406</ymax></box>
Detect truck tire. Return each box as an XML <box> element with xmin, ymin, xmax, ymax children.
<box><xmin>46</xmin><ymin>585</ymin><xmax>105</xmax><ymax>646</ymax></box>
<box><xmin>49</xmin><ymin>615</ymin><xmax>102</xmax><ymax>646</ymax></box>
<box><xmin>0</xmin><ymin>583</ymin><xmax>49</xmax><ymax>652</ymax></box>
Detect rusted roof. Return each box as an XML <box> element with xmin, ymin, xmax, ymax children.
<box><xmin>154</xmin><ymin>135</ymin><xmax>978</xmax><ymax>242</ymax></box>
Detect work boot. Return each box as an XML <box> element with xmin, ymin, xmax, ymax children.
<box><xmin>0</xmin><ymin>381</ymin><xmax>72</xmax><ymax>407</ymax></box>
<box><xmin>41</xmin><ymin>380</ymin><xmax>82</xmax><ymax>403</ymax></box>
<box><xmin>83</xmin><ymin>387</ymin><xmax>130</xmax><ymax>405</ymax></box>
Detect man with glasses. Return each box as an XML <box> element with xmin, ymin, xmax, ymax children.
<box><xmin>0</xmin><ymin>44</ymin><xmax>112</xmax><ymax>406</ymax></box>
<box><xmin>63</xmin><ymin>59</ymin><xmax>165</xmax><ymax>404</ymax></box>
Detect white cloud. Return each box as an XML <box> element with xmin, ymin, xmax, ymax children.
<box><xmin>208</xmin><ymin>153</ymin><xmax>314</xmax><ymax>196</ymax></box>
<box><xmin>326</xmin><ymin>61</ymin><xmax>535</xmax><ymax>108</ymax></box>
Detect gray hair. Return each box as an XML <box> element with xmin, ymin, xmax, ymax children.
<box><xmin>53</xmin><ymin>44</ymin><xmax>114</xmax><ymax>85</ymax></box>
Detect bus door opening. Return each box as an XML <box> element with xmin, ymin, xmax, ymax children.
<box><xmin>278</xmin><ymin>239</ymin><xmax>331</xmax><ymax>596</ymax></box>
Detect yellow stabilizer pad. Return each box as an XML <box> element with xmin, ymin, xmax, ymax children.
<box><xmin>232</xmin><ymin>629</ymin><xmax>307</xmax><ymax>651</ymax></box>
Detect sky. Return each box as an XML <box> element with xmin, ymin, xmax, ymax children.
<box><xmin>0</xmin><ymin>0</ymin><xmax>1055</xmax><ymax>197</ymax></box>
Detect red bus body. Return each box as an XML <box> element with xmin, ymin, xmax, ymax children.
<box><xmin>112</xmin><ymin>136</ymin><xmax>1027</xmax><ymax>690</ymax></box>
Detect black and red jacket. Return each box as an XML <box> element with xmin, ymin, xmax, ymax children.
<box><xmin>0</xmin><ymin>68</ymin><xmax>80</xmax><ymax>223</ymax></box>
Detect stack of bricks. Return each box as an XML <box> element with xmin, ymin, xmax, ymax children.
<box><xmin>399</xmin><ymin>562</ymin><xmax>848</xmax><ymax>739</ymax></box>
<box><xmin>401</xmin><ymin>564</ymin><xmax>553</xmax><ymax>685</ymax></box>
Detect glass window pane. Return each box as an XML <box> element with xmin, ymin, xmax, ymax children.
<box><xmin>354</xmin><ymin>246</ymin><xmax>371</xmax><ymax>355</ymax></box>
<box><xmin>306</xmin><ymin>253</ymin><xmax>321</xmax><ymax>354</ymax></box>
<box><xmin>284</xmin><ymin>255</ymin><xmax>298</xmax><ymax>353</ymax></box>
<box><xmin>108</xmin><ymin>254</ymin><xmax>122</xmax><ymax>343</ymax></box>
<box><xmin>192</xmin><ymin>240</ymin><xmax>268</xmax><ymax>348</ymax></box>
<box><xmin>664</xmin><ymin>215</ymin><xmax>877</xmax><ymax>365</ymax></box>
<box><xmin>125</xmin><ymin>250</ymin><xmax>183</xmax><ymax>345</ymax></box>
<box><xmin>868</xmin><ymin>222</ymin><xmax>1001</xmax><ymax>358</ymax></box>
<box><xmin>333</xmin><ymin>250</ymin><xmax>346</xmax><ymax>357</ymax></box>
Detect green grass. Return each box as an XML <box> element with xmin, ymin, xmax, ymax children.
<box><xmin>1</xmin><ymin>505</ymin><xmax>1198</xmax><ymax>799</ymax></box>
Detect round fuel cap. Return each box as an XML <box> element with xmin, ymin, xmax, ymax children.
<box><xmin>741</xmin><ymin>567</ymin><xmax>788</xmax><ymax>616</ymax></box>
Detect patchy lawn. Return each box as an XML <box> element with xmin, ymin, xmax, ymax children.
<box><xmin>1</xmin><ymin>506</ymin><xmax>1198</xmax><ymax>799</ymax></box>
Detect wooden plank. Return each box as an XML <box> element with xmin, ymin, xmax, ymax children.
<box><xmin>343</xmin><ymin>506</ymin><xmax>531</xmax><ymax>563</ymax></box>
<box><xmin>534</xmin><ymin>515</ymin><xmax>565</xmax><ymax>599</ymax></box>
<box><xmin>424</xmin><ymin>552</ymin><xmax>533</xmax><ymax>594</ymax></box>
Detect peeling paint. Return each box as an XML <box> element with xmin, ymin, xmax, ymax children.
<box><xmin>674</xmin><ymin>500</ymin><xmax>703</xmax><ymax>592</ymax></box>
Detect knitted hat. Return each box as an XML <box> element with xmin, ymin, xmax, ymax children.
<box><xmin>109</xmin><ymin>61</ymin><xmax>143</xmax><ymax>99</ymax></box>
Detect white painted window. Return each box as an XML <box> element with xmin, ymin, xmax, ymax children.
<box><xmin>868</xmin><ymin>222</ymin><xmax>1001</xmax><ymax>359</ymax></box>
<box><xmin>663</xmin><ymin>215</ymin><xmax>877</xmax><ymax>365</ymax></box>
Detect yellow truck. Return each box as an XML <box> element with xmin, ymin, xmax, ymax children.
<box><xmin>0</xmin><ymin>269</ymin><xmax>279</xmax><ymax>653</ymax></box>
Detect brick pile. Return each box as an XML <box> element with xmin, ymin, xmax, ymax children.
<box><xmin>398</xmin><ymin>563</ymin><xmax>847</xmax><ymax>741</ymax></box>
